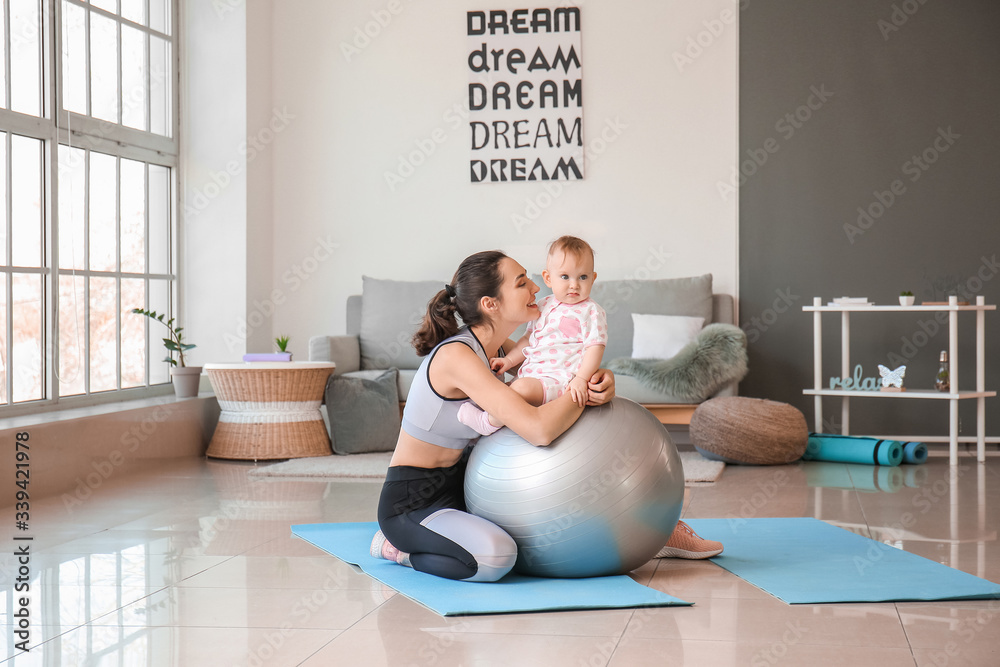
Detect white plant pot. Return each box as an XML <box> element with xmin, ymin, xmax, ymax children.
<box><xmin>171</xmin><ymin>366</ymin><xmax>203</xmax><ymax>398</ymax></box>
<box><xmin>899</xmin><ymin>296</ymin><xmax>915</xmax><ymax>306</ymax></box>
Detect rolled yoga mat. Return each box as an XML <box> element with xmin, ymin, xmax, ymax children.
<box><xmin>901</xmin><ymin>441</ymin><xmax>928</xmax><ymax>464</ymax></box>
<box><xmin>805</xmin><ymin>433</ymin><xmax>903</xmax><ymax>466</ymax></box>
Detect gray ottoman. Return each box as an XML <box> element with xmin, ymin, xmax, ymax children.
<box><xmin>691</xmin><ymin>396</ymin><xmax>807</xmax><ymax>465</ymax></box>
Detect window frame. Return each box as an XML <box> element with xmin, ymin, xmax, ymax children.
<box><xmin>0</xmin><ymin>0</ymin><xmax>181</xmax><ymax>417</ymax></box>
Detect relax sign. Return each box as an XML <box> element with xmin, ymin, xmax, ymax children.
<box><xmin>829</xmin><ymin>364</ymin><xmax>881</xmax><ymax>391</ymax></box>
<box><xmin>467</xmin><ymin>8</ymin><xmax>584</xmax><ymax>183</ymax></box>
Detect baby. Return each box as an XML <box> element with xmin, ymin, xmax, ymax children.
<box><xmin>459</xmin><ymin>235</ymin><xmax>607</xmax><ymax>435</ymax></box>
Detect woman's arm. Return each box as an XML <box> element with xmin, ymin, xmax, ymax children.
<box><xmin>492</xmin><ymin>334</ymin><xmax>529</xmax><ymax>375</ymax></box>
<box><xmin>432</xmin><ymin>343</ymin><xmax>583</xmax><ymax>446</ymax></box>
<box><xmin>500</xmin><ymin>334</ymin><xmax>529</xmax><ymax>357</ymax></box>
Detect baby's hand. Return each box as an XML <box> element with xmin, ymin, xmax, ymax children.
<box><xmin>490</xmin><ymin>357</ymin><xmax>513</xmax><ymax>377</ymax></box>
<box><xmin>568</xmin><ymin>375</ymin><xmax>589</xmax><ymax>407</ymax></box>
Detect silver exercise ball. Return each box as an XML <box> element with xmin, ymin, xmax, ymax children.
<box><xmin>464</xmin><ymin>397</ymin><xmax>684</xmax><ymax>578</ymax></box>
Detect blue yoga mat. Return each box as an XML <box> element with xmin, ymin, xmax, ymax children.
<box><xmin>686</xmin><ymin>518</ymin><xmax>1000</xmax><ymax>604</ymax></box>
<box><xmin>805</xmin><ymin>433</ymin><xmax>903</xmax><ymax>466</ymax></box>
<box><xmin>291</xmin><ymin>522</ymin><xmax>691</xmax><ymax>616</ymax></box>
<box><xmin>901</xmin><ymin>441</ymin><xmax>928</xmax><ymax>464</ymax></box>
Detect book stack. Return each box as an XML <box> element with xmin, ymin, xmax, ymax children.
<box><xmin>827</xmin><ymin>297</ymin><xmax>873</xmax><ymax>307</ymax></box>
<box><xmin>243</xmin><ymin>353</ymin><xmax>292</xmax><ymax>362</ymax></box>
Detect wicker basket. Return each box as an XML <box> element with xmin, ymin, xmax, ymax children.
<box><xmin>204</xmin><ymin>362</ymin><xmax>335</xmax><ymax>460</ymax></box>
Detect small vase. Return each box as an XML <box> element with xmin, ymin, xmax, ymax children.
<box><xmin>899</xmin><ymin>296</ymin><xmax>915</xmax><ymax>306</ymax></box>
<box><xmin>171</xmin><ymin>366</ymin><xmax>203</xmax><ymax>398</ymax></box>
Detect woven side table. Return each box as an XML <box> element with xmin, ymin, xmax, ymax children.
<box><xmin>204</xmin><ymin>362</ymin><xmax>336</xmax><ymax>460</ymax></box>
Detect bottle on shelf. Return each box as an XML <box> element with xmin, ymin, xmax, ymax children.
<box><xmin>935</xmin><ymin>351</ymin><xmax>950</xmax><ymax>392</ymax></box>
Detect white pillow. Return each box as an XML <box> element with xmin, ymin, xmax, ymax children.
<box><xmin>631</xmin><ymin>314</ymin><xmax>705</xmax><ymax>360</ymax></box>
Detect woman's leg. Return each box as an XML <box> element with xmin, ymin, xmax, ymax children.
<box><xmin>382</xmin><ymin>507</ymin><xmax>517</xmax><ymax>582</ymax></box>
<box><xmin>412</xmin><ymin>508</ymin><xmax>517</xmax><ymax>582</ymax></box>
<box><xmin>376</xmin><ymin>458</ymin><xmax>517</xmax><ymax>582</ymax></box>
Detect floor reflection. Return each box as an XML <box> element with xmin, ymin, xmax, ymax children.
<box><xmin>0</xmin><ymin>455</ymin><xmax>996</xmax><ymax>666</ymax></box>
<box><xmin>808</xmin><ymin>461</ymin><xmax>996</xmax><ymax>579</ymax></box>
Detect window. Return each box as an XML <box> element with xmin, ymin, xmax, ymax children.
<box><xmin>0</xmin><ymin>0</ymin><xmax>178</xmax><ymax>412</ymax></box>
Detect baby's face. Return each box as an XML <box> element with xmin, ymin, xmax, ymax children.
<box><xmin>542</xmin><ymin>250</ymin><xmax>596</xmax><ymax>305</ymax></box>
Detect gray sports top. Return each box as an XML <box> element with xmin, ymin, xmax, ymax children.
<box><xmin>401</xmin><ymin>327</ymin><xmax>493</xmax><ymax>450</ymax></box>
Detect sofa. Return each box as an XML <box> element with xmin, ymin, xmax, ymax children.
<box><xmin>310</xmin><ymin>273</ymin><xmax>743</xmax><ymax>426</ymax></box>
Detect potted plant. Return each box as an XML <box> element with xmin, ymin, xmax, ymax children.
<box><xmin>899</xmin><ymin>291</ymin><xmax>915</xmax><ymax>307</ymax></box>
<box><xmin>275</xmin><ymin>335</ymin><xmax>292</xmax><ymax>361</ymax></box>
<box><xmin>131</xmin><ymin>308</ymin><xmax>202</xmax><ymax>398</ymax></box>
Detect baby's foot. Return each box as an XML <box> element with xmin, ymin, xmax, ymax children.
<box><xmin>457</xmin><ymin>402</ymin><xmax>501</xmax><ymax>436</ymax></box>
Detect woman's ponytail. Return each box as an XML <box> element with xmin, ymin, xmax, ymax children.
<box><xmin>412</xmin><ymin>288</ymin><xmax>460</xmax><ymax>356</ymax></box>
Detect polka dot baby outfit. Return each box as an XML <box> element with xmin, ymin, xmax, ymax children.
<box><xmin>519</xmin><ymin>295</ymin><xmax>608</xmax><ymax>403</ymax></box>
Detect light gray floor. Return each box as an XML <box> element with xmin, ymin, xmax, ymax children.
<box><xmin>2</xmin><ymin>454</ymin><xmax>998</xmax><ymax>666</ymax></box>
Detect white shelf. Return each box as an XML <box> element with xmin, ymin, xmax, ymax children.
<box><xmin>805</xmin><ymin>304</ymin><xmax>996</xmax><ymax>312</ymax></box>
<box><xmin>803</xmin><ymin>389</ymin><xmax>996</xmax><ymax>400</ymax></box>
<box><xmin>804</xmin><ymin>295</ymin><xmax>993</xmax><ymax>465</ymax></box>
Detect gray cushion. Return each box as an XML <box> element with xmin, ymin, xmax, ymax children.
<box><xmin>359</xmin><ymin>276</ymin><xmax>442</xmax><ymax>370</ymax></box>
<box><xmin>323</xmin><ymin>368</ymin><xmax>401</xmax><ymax>454</ymax></box>
<box><xmin>532</xmin><ymin>273</ymin><xmax>714</xmax><ymax>363</ymax></box>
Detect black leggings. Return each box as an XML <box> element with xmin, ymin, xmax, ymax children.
<box><xmin>376</xmin><ymin>449</ymin><xmax>517</xmax><ymax>582</ymax></box>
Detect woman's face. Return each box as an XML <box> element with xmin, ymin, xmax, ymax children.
<box><xmin>495</xmin><ymin>257</ymin><xmax>540</xmax><ymax>325</ymax></box>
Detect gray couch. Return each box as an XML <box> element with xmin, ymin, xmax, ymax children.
<box><xmin>309</xmin><ymin>274</ymin><xmax>737</xmax><ymax>424</ymax></box>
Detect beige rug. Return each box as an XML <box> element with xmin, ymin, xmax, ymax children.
<box><xmin>248</xmin><ymin>450</ymin><xmax>724</xmax><ymax>484</ymax></box>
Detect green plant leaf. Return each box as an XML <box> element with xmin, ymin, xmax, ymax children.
<box><xmin>131</xmin><ymin>305</ymin><xmax>194</xmax><ymax>368</ymax></box>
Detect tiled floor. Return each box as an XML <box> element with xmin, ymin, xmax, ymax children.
<box><xmin>2</xmin><ymin>453</ymin><xmax>999</xmax><ymax>666</ymax></box>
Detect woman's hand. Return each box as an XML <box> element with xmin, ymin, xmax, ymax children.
<box><xmin>586</xmin><ymin>369</ymin><xmax>616</xmax><ymax>406</ymax></box>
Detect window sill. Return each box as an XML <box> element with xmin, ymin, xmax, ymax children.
<box><xmin>0</xmin><ymin>388</ymin><xmax>221</xmax><ymax>501</ymax></box>
<box><xmin>0</xmin><ymin>387</ymin><xmax>217</xmax><ymax>432</ymax></box>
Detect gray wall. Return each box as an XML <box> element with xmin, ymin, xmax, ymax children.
<box><xmin>739</xmin><ymin>1</ymin><xmax>1000</xmax><ymax>441</ymax></box>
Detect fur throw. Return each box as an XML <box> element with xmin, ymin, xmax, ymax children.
<box><xmin>607</xmin><ymin>323</ymin><xmax>748</xmax><ymax>401</ymax></box>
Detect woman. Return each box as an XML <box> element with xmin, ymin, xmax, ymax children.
<box><xmin>371</xmin><ymin>251</ymin><xmax>720</xmax><ymax>583</ymax></box>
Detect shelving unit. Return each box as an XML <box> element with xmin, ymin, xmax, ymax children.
<box><xmin>803</xmin><ymin>295</ymin><xmax>995</xmax><ymax>465</ymax></box>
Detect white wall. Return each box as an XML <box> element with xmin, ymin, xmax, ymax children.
<box><xmin>184</xmin><ymin>0</ymin><xmax>737</xmax><ymax>360</ymax></box>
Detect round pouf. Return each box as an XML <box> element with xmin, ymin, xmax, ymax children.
<box><xmin>464</xmin><ymin>397</ymin><xmax>684</xmax><ymax>578</ymax></box>
<box><xmin>690</xmin><ymin>396</ymin><xmax>808</xmax><ymax>465</ymax></box>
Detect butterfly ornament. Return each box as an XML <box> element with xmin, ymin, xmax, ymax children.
<box><xmin>878</xmin><ymin>364</ymin><xmax>906</xmax><ymax>388</ymax></box>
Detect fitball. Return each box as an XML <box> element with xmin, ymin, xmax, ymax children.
<box><xmin>464</xmin><ymin>398</ymin><xmax>684</xmax><ymax>578</ymax></box>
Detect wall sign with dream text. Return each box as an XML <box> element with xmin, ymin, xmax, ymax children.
<box><xmin>467</xmin><ymin>8</ymin><xmax>583</xmax><ymax>183</ymax></box>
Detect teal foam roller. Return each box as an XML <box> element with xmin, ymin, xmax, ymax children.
<box><xmin>804</xmin><ymin>433</ymin><xmax>903</xmax><ymax>466</ymax></box>
<box><xmin>901</xmin><ymin>441</ymin><xmax>928</xmax><ymax>464</ymax></box>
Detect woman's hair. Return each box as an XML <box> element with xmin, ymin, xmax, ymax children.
<box><xmin>412</xmin><ymin>250</ymin><xmax>509</xmax><ymax>356</ymax></box>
